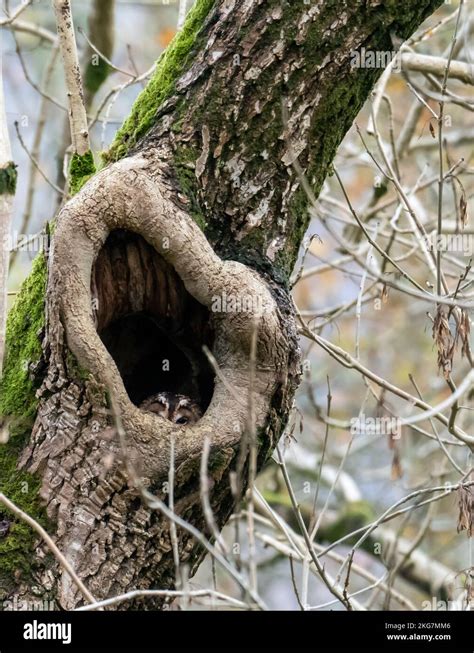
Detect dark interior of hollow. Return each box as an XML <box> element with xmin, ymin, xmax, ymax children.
<box><xmin>91</xmin><ymin>230</ymin><xmax>215</xmax><ymax>412</ymax></box>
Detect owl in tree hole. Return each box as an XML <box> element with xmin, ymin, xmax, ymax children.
<box><xmin>139</xmin><ymin>392</ymin><xmax>202</xmax><ymax>425</ymax></box>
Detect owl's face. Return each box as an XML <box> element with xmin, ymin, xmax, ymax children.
<box><xmin>139</xmin><ymin>392</ymin><xmax>202</xmax><ymax>425</ymax></box>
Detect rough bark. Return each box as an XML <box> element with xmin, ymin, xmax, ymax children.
<box><xmin>0</xmin><ymin>0</ymin><xmax>443</xmax><ymax>610</ymax></box>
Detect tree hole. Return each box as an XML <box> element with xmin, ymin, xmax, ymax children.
<box><xmin>91</xmin><ymin>230</ymin><xmax>215</xmax><ymax>413</ymax></box>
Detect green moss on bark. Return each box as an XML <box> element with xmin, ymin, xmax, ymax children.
<box><xmin>0</xmin><ymin>253</ymin><xmax>49</xmax><ymax>597</ymax></box>
<box><xmin>174</xmin><ymin>145</ymin><xmax>208</xmax><ymax>232</ymax></box>
<box><xmin>69</xmin><ymin>150</ymin><xmax>96</xmax><ymax>196</ymax></box>
<box><xmin>0</xmin><ymin>162</ymin><xmax>18</xmax><ymax>195</ymax></box>
<box><xmin>0</xmin><ymin>423</ymin><xmax>47</xmax><ymax>599</ymax></box>
<box><xmin>0</xmin><ymin>253</ymin><xmax>47</xmax><ymax>419</ymax></box>
<box><xmin>277</xmin><ymin>70</ymin><xmax>377</xmax><ymax>278</ymax></box>
<box><xmin>104</xmin><ymin>0</ymin><xmax>216</xmax><ymax>163</ymax></box>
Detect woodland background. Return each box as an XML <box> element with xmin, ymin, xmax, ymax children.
<box><xmin>1</xmin><ymin>0</ymin><xmax>473</xmax><ymax>610</ymax></box>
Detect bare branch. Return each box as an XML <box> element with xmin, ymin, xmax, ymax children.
<box><xmin>401</xmin><ymin>52</ymin><xmax>474</xmax><ymax>85</ymax></box>
<box><xmin>53</xmin><ymin>0</ymin><xmax>90</xmax><ymax>155</ymax></box>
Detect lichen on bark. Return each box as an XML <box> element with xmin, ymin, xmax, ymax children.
<box><xmin>128</xmin><ymin>0</ymin><xmax>444</xmax><ymax>284</ymax></box>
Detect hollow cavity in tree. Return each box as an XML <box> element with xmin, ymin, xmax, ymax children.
<box><xmin>92</xmin><ymin>229</ymin><xmax>215</xmax><ymax>411</ymax></box>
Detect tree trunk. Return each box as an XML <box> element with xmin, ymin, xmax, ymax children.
<box><xmin>0</xmin><ymin>0</ymin><xmax>443</xmax><ymax>610</ymax></box>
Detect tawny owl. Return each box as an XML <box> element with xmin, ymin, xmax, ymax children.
<box><xmin>139</xmin><ymin>392</ymin><xmax>202</xmax><ymax>425</ymax></box>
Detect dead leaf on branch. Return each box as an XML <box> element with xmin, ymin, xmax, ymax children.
<box><xmin>457</xmin><ymin>485</ymin><xmax>474</xmax><ymax>537</ymax></box>
<box><xmin>458</xmin><ymin>309</ymin><xmax>471</xmax><ymax>359</ymax></box>
<box><xmin>391</xmin><ymin>449</ymin><xmax>403</xmax><ymax>481</ymax></box>
<box><xmin>459</xmin><ymin>193</ymin><xmax>468</xmax><ymax>228</ymax></box>
<box><xmin>432</xmin><ymin>305</ymin><xmax>456</xmax><ymax>378</ymax></box>
<box><xmin>432</xmin><ymin>304</ymin><xmax>471</xmax><ymax>377</ymax></box>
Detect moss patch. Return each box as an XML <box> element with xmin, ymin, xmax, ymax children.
<box><xmin>69</xmin><ymin>150</ymin><xmax>96</xmax><ymax>196</ymax></box>
<box><xmin>104</xmin><ymin>0</ymin><xmax>216</xmax><ymax>163</ymax></box>
<box><xmin>0</xmin><ymin>423</ymin><xmax>48</xmax><ymax>598</ymax></box>
<box><xmin>174</xmin><ymin>144</ymin><xmax>208</xmax><ymax>231</ymax></box>
<box><xmin>0</xmin><ymin>254</ymin><xmax>47</xmax><ymax>420</ymax></box>
<box><xmin>0</xmin><ymin>162</ymin><xmax>18</xmax><ymax>195</ymax></box>
<box><xmin>0</xmin><ymin>252</ymin><xmax>50</xmax><ymax>596</ymax></box>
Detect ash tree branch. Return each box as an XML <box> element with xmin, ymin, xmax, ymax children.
<box><xmin>8</xmin><ymin>19</ymin><xmax>58</xmax><ymax>44</ymax></box>
<box><xmin>300</xmin><ymin>323</ymin><xmax>474</xmax><ymax>447</ymax></box>
<box><xmin>53</xmin><ymin>0</ymin><xmax>90</xmax><ymax>156</ymax></box>
<box><xmin>401</xmin><ymin>52</ymin><xmax>474</xmax><ymax>85</ymax></box>
<box><xmin>0</xmin><ymin>0</ymin><xmax>33</xmax><ymax>26</ymax></box>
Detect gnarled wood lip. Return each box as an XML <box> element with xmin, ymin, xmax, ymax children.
<box><xmin>50</xmin><ymin>155</ymin><xmax>289</xmax><ymax>478</ymax></box>
<box><xmin>19</xmin><ymin>153</ymin><xmax>296</xmax><ymax>609</ymax></box>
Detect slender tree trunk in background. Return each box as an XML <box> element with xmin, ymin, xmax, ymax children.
<box><xmin>53</xmin><ymin>0</ymin><xmax>90</xmax><ymax>157</ymax></box>
<box><xmin>0</xmin><ymin>0</ymin><xmax>443</xmax><ymax>609</ymax></box>
<box><xmin>81</xmin><ymin>0</ymin><xmax>115</xmax><ymax>112</ymax></box>
<box><xmin>54</xmin><ymin>0</ymin><xmax>114</xmax><ymax>202</ymax></box>
<box><xmin>0</xmin><ymin>71</ymin><xmax>16</xmax><ymax>371</ymax></box>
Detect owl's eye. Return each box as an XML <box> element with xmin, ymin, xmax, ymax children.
<box><xmin>175</xmin><ymin>416</ymin><xmax>188</xmax><ymax>425</ymax></box>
